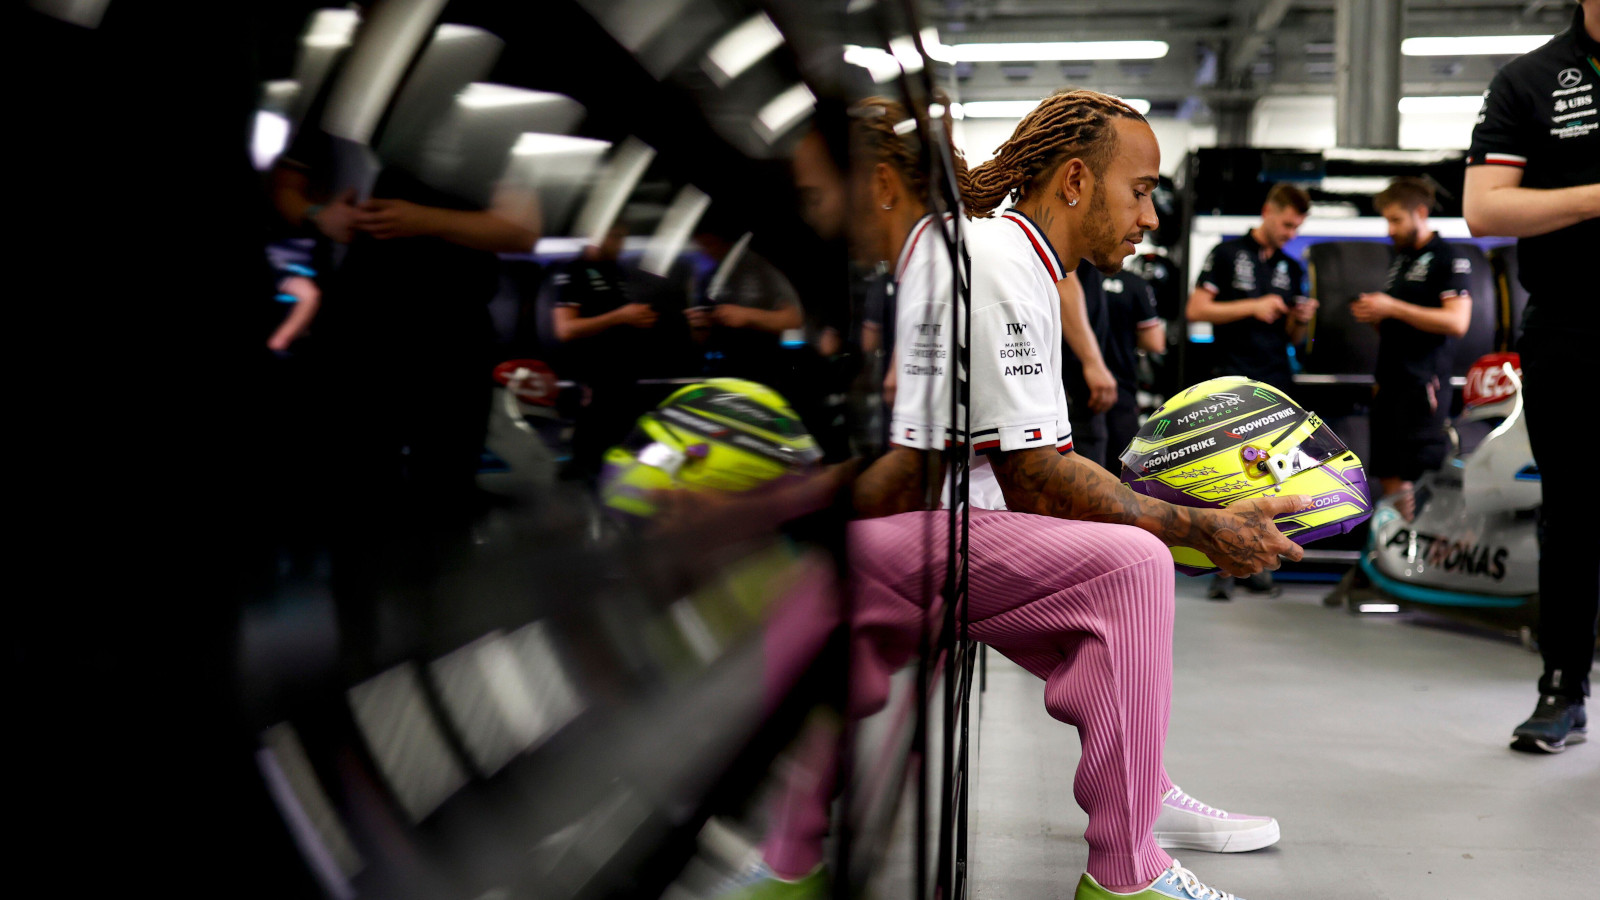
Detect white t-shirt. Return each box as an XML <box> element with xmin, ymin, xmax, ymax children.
<box><xmin>890</xmin><ymin>209</ymin><xmax>1075</xmax><ymax>509</ymax></box>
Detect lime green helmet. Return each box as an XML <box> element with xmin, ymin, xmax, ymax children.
<box><xmin>1119</xmin><ymin>376</ymin><xmax>1373</xmax><ymax>575</ymax></box>
<box><xmin>600</xmin><ymin>379</ymin><xmax>823</xmax><ymax>518</ymax></box>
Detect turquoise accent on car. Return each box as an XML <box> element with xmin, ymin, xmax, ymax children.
<box><xmin>1359</xmin><ymin>555</ymin><xmax>1529</xmax><ymax>609</ymax></box>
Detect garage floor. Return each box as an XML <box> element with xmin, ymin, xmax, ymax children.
<box><xmin>970</xmin><ymin>577</ymin><xmax>1598</xmax><ymax>899</ymax></box>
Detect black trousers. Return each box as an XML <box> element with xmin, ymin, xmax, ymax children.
<box><xmin>1519</xmin><ymin>326</ymin><xmax>1599</xmax><ymax>700</ymax></box>
<box><xmin>1067</xmin><ymin>402</ymin><xmax>1108</xmax><ymax>469</ymax></box>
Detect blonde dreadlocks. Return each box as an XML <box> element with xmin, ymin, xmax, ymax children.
<box><xmin>959</xmin><ymin>89</ymin><xmax>1147</xmax><ymax>218</ymax></box>
<box><xmin>849</xmin><ymin>93</ymin><xmax>968</xmax><ymax>205</ymax></box>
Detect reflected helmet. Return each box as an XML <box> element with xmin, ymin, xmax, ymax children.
<box><xmin>600</xmin><ymin>379</ymin><xmax>822</xmax><ymax>518</ymax></box>
<box><xmin>1118</xmin><ymin>376</ymin><xmax>1372</xmax><ymax>575</ymax></box>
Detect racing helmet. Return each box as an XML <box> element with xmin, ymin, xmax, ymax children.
<box><xmin>600</xmin><ymin>378</ymin><xmax>822</xmax><ymax>518</ymax></box>
<box><xmin>1118</xmin><ymin>376</ymin><xmax>1372</xmax><ymax>575</ymax></box>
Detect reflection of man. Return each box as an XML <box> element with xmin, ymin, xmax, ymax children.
<box><xmin>551</xmin><ymin>224</ymin><xmax>658</xmax><ymax>482</ymax></box>
<box><xmin>1185</xmin><ymin>183</ymin><xmax>1318</xmax><ymax>601</ymax></box>
<box><xmin>1353</xmin><ymin>178</ymin><xmax>1471</xmax><ymax>521</ymax></box>
<box><xmin>689</xmin><ymin>230</ymin><xmax>804</xmax><ymax>386</ymax></box>
<box><xmin>1463</xmin><ymin>0</ymin><xmax>1600</xmax><ymax>754</ymax></box>
<box><xmin>551</xmin><ymin>225</ymin><xmax>658</xmax><ymax>344</ymax></box>
<box><xmin>270</xmin><ymin>41</ymin><xmax>541</xmax><ymax>517</ymax></box>
<box><xmin>1185</xmin><ymin>184</ymin><xmax>1318</xmax><ymax>395</ymax></box>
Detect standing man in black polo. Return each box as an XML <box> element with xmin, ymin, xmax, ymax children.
<box><xmin>1464</xmin><ymin>0</ymin><xmax>1600</xmax><ymax>754</ymax></box>
<box><xmin>551</xmin><ymin>223</ymin><xmax>660</xmax><ymax>483</ymax></box>
<box><xmin>1352</xmin><ymin>177</ymin><xmax>1473</xmax><ymax>522</ymax></box>
<box><xmin>1186</xmin><ymin>183</ymin><xmax>1320</xmax><ymax>599</ymax></box>
<box><xmin>1186</xmin><ymin>183</ymin><xmax>1319</xmax><ymax>396</ymax></box>
<box><xmin>1100</xmin><ymin>266</ymin><xmax>1166</xmax><ymax>465</ymax></box>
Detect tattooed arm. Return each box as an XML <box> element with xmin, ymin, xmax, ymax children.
<box><xmin>990</xmin><ymin>447</ymin><xmax>1308</xmax><ymax>576</ymax></box>
<box><xmin>853</xmin><ymin>445</ymin><xmax>946</xmax><ymax>519</ymax></box>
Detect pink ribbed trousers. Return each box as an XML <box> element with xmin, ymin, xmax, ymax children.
<box><xmin>845</xmin><ymin>508</ymin><xmax>1178</xmax><ymax>885</ymax></box>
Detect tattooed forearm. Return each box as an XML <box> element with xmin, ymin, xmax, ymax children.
<box><xmin>991</xmin><ymin>447</ymin><xmax>1203</xmax><ymax>542</ymax></box>
<box><xmin>854</xmin><ymin>445</ymin><xmax>946</xmax><ymax>519</ymax></box>
<box><xmin>989</xmin><ymin>448</ymin><xmax>1304</xmax><ymax>574</ymax></box>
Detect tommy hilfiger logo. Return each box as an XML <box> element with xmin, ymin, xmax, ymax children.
<box><xmin>1025</xmin><ymin>428</ymin><xmax>1043</xmax><ymax>441</ymax></box>
<box><xmin>905</xmin><ymin>427</ymin><xmax>916</xmax><ymax>440</ymax></box>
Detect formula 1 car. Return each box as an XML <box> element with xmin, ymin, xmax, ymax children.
<box><xmin>1327</xmin><ymin>353</ymin><xmax>1541</xmax><ymax>645</ymax></box>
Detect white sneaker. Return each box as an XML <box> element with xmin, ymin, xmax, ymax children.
<box><xmin>1152</xmin><ymin>786</ymin><xmax>1279</xmax><ymax>853</ymax></box>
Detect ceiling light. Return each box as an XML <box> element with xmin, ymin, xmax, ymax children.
<box><xmin>303</xmin><ymin>8</ymin><xmax>359</xmax><ymax>48</ymax></box>
<box><xmin>1398</xmin><ymin>95</ymin><xmax>1487</xmax><ymax>114</ymax></box>
<box><xmin>512</xmin><ymin>133</ymin><xmax>612</xmax><ymax>156</ymax></box>
<box><xmin>955</xmin><ymin>97</ymin><xmax>1150</xmax><ymax>118</ymax></box>
<box><xmin>889</xmin><ymin>34</ymin><xmax>926</xmax><ymax>73</ymax></box>
<box><xmin>1401</xmin><ymin>35</ymin><xmax>1551</xmax><ymax>56</ymax></box>
<box><xmin>704</xmin><ymin>12</ymin><xmax>785</xmax><ymax>86</ymax></box>
<box><xmin>640</xmin><ymin>185</ymin><xmax>711</xmax><ymax>277</ymax></box>
<box><xmin>458</xmin><ymin>83</ymin><xmax>563</xmax><ymax>109</ymax></box>
<box><xmin>941</xmin><ymin>41</ymin><xmax>1167</xmax><ymax>63</ymax></box>
<box><xmin>757</xmin><ymin>82</ymin><xmax>816</xmax><ymax>141</ymax></box>
<box><xmin>843</xmin><ymin>45</ymin><xmax>902</xmax><ymax>83</ymax></box>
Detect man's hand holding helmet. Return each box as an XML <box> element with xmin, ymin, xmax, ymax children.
<box><xmin>1193</xmin><ymin>494</ymin><xmax>1312</xmax><ymax>577</ymax></box>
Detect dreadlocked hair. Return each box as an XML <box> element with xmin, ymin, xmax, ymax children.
<box><xmin>959</xmin><ymin>89</ymin><xmax>1147</xmax><ymax>218</ymax></box>
<box><xmin>849</xmin><ymin>92</ymin><xmax>969</xmax><ymax>207</ymax></box>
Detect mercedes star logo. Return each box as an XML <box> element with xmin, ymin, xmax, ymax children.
<box><xmin>1558</xmin><ymin>68</ymin><xmax>1583</xmax><ymax>89</ymax></box>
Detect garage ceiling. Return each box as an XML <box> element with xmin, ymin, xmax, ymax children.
<box><xmin>921</xmin><ymin>0</ymin><xmax>1575</xmax><ymax>115</ymax></box>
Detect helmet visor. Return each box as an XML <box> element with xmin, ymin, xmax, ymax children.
<box><xmin>1259</xmin><ymin>417</ymin><xmax>1349</xmax><ymax>483</ymax></box>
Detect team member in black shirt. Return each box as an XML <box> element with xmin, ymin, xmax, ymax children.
<box><xmin>1099</xmin><ymin>267</ymin><xmax>1165</xmax><ymax>465</ymax></box>
<box><xmin>1351</xmin><ymin>178</ymin><xmax>1472</xmax><ymax>521</ymax></box>
<box><xmin>551</xmin><ymin>224</ymin><xmax>660</xmax><ymax>482</ymax></box>
<box><xmin>1186</xmin><ymin>183</ymin><xmax>1319</xmax><ymax>599</ymax></box>
<box><xmin>1464</xmin><ymin>0</ymin><xmax>1600</xmax><ymax>754</ymax></box>
<box><xmin>1059</xmin><ymin>261</ymin><xmax>1115</xmax><ymax>466</ymax></box>
<box><xmin>1186</xmin><ymin>183</ymin><xmax>1319</xmax><ymax>396</ymax></box>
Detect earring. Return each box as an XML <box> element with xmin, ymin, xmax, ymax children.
<box><xmin>882</xmin><ymin>203</ymin><xmax>893</xmax><ymax>210</ymax></box>
<box><xmin>1068</xmin><ymin>198</ymin><xmax>1078</xmax><ymax>207</ymax></box>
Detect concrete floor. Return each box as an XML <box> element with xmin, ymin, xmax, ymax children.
<box><xmin>970</xmin><ymin>578</ymin><xmax>1599</xmax><ymax>899</ymax></box>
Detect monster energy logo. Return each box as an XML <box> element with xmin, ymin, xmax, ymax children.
<box><xmin>1253</xmin><ymin>387</ymin><xmax>1278</xmax><ymax>402</ymax></box>
<box><xmin>1153</xmin><ymin>419</ymin><xmax>1170</xmax><ymax>437</ymax></box>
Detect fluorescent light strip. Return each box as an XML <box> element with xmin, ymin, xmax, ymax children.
<box><xmin>757</xmin><ymin>82</ymin><xmax>816</xmax><ymax>140</ymax></box>
<box><xmin>458</xmin><ymin>83</ymin><xmax>552</xmax><ymax>109</ymax></box>
<box><xmin>955</xmin><ymin>97</ymin><xmax>1150</xmax><ymax>118</ymax></box>
<box><xmin>1398</xmin><ymin>95</ymin><xmax>1487</xmax><ymax>114</ymax></box>
<box><xmin>843</xmin><ymin>44</ymin><xmax>902</xmax><ymax>83</ymax></box>
<box><xmin>1401</xmin><ymin>35</ymin><xmax>1551</xmax><ymax>56</ymax></box>
<box><xmin>704</xmin><ymin>12</ymin><xmax>785</xmax><ymax>85</ymax></box>
<box><xmin>844</xmin><ymin>28</ymin><xmax>945</xmax><ymax>81</ymax></box>
<box><xmin>889</xmin><ymin>33</ymin><xmax>926</xmax><ymax>74</ymax></box>
<box><xmin>942</xmin><ymin>40</ymin><xmax>1167</xmax><ymax>62</ymax></box>
<box><xmin>512</xmin><ymin>133</ymin><xmax>612</xmax><ymax>156</ymax></box>
<box><xmin>303</xmin><ymin>8</ymin><xmax>359</xmax><ymax>48</ymax></box>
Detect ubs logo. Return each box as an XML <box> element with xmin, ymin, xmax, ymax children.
<box><xmin>1558</xmin><ymin>68</ymin><xmax>1583</xmax><ymax>89</ymax></box>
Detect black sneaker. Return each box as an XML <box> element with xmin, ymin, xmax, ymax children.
<box><xmin>1240</xmin><ymin>571</ymin><xmax>1282</xmax><ymax>597</ymax></box>
<box><xmin>1206</xmin><ymin>575</ymin><xmax>1232</xmax><ymax>601</ymax></box>
<box><xmin>1510</xmin><ymin>695</ymin><xmax>1588</xmax><ymax>754</ymax></box>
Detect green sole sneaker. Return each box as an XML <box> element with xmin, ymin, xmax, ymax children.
<box><xmin>1076</xmin><ymin>860</ymin><xmax>1243</xmax><ymax>899</ymax></box>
